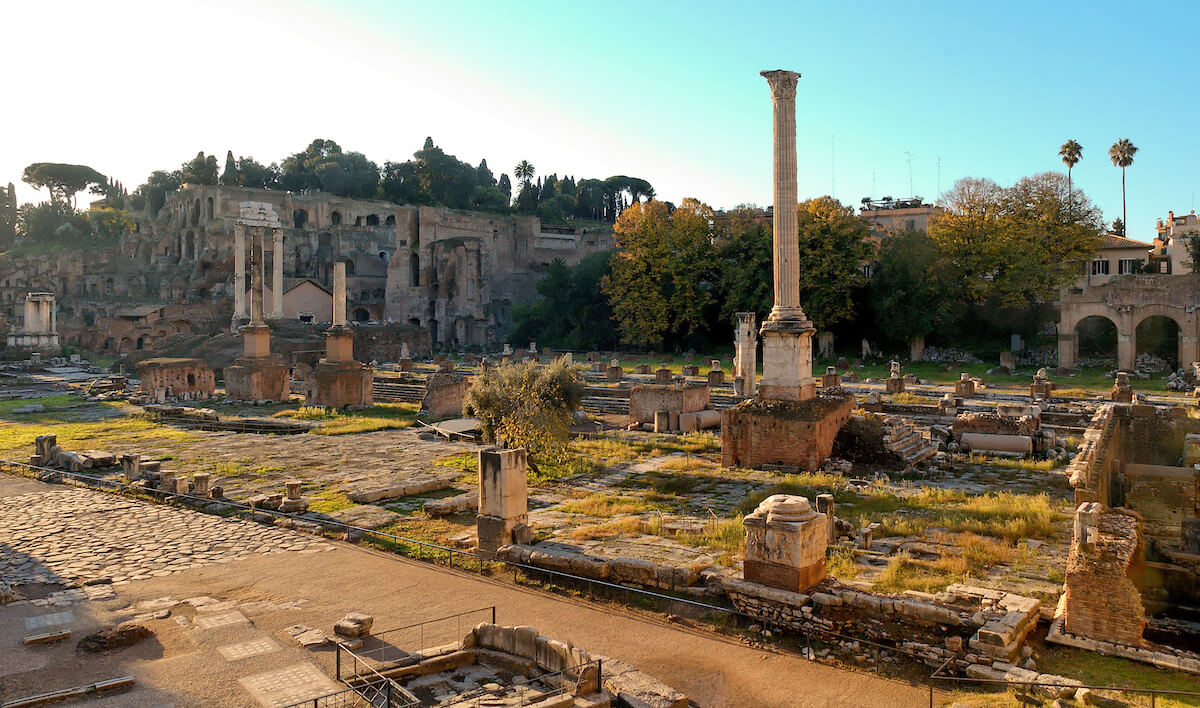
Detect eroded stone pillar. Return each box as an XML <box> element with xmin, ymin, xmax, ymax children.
<box><xmin>734</xmin><ymin>312</ymin><xmax>758</xmax><ymax>396</ymax></box>
<box><xmin>233</xmin><ymin>224</ymin><xmax>247</xmax><ymax>327</ymax></box>
<box><xmin>758</xmin><ymin>70</ymin><xmax>815</xmax><ymax>401</ymax></box>
<box><xmin>333</xmin><ymin>261</ymin><xmax>347</xmax><ymax>327</ymax></box>
<box><xmin>476</xmin><ymin>448</ymin><xmax>532</xmax><ymax>553</ymax></box>
<box><xmin>250</xmin><ymin>229</ymin><xmax>264</xmax><ymax>325</ymax></box>
<box><xmin>271</xmin><ymin>230</ymin><xmax>284</xmax><ymax>319</ymax></box>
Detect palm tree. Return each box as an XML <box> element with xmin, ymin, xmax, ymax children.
<box><xmin>1059</xmin><ymin>139</ymin><xmax>1082</xmax><ymax>210</ymax></box>
<box><xmin>1108</xmin><ymin>139</ymin><xmax>1138</xmax><ymax>236</ymax></box>
<box><xmin>513</xmin><ymin>160</ymin><xmax>535</xmax><ymax>189</ymax></box>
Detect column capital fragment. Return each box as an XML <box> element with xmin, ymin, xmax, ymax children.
<box><xmin>760</xmin><ymin>69</ymin><xmax>801</xmax><ymax>100</ymax></box>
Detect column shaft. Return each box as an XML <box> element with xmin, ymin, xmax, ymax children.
<box><xmin>333</xmin><ymin>261</ymin><xmax>346</xmax><ymax>326</ymax></box>
<box><xmin>271</xmin><ymin>230</ymin><xmax>284</xmax><ymax>318</ymax></box>
<box><xmin>250</xmin><ymin>229</ymin><xmax>264</xmax><ymax>324</ymax></box>
<box><xmin>233</xmin><ymin>225</ymin><xmax>247</xmax><ymax>325</ymax></box>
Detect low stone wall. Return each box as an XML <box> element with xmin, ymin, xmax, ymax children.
<box><xmin>628</xmin><ymin>383</ymin><xmax>710</xmax><ymax>425</ymax></box>
<box><xmin>952</xmin><ymin>412</ymin><xmax>1039</xmax><ymax>438</ymax></box>
<box><xmin>495</xmin><ymin>543</ymin><xmax>707</xmax><ymax>590</ymax></box>
<box><xmin>1066</xmin><ymin>405</ymin><xmax>1119</xmax><ymax>506</ymax></box>
<box><xmin>136</xmin><ymin>357</ymin><xmax>215</xmax><ymax>399</ymax></box>
<box><xmin>422</xmin><ymin>373</ymin><xmax>467</xmax><ymax>419</ymax></box>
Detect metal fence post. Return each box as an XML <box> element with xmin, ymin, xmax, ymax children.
<box><xmin>491</xmin><ymin>606</ymin><xmax>496</xmax><ymax>624</ymax></box>
<box><xmin>335</xmin><ymin>644</ymin><xmax>341</xmax><ymax>681</ymax></box>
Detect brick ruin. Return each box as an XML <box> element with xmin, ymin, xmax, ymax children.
<box><xmin>134</xmin><ymin>358</ymin><xmax>215</xmax><ymax>401</ymax></box>
<box><xmin>1054</xmin><ymin>402</ymin><xmax>1200</xmax><ymax>670</ymax></box>
<box><xmin>1</xmin><ymin>184</ymin><xmax>613</xmax><ymax>358</ymax></box>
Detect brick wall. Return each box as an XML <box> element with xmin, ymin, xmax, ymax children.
<box><xmin>1063</xmin><ymin>509</ymin><xmax>1147</xmax><ymax>646</ymax></box>
<box><xmin>721</xmin><ymin>393</ymin><xmax>854</xmax><ymax>472</ymax></box>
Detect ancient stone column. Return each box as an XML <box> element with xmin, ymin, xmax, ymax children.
<box><xmin>259</xmin><ymin>230</ymin><xmax>270</xmax><ymax>323</ymax></box>
<box><xmin>758</xmin><ymin>70</ymin><xmax>816</xmax><ymax>401</ymax></box>
<box><xmin>733</xmin><ymin>312</ymin><xmax>758</xmax><ymax>396</ymax></box>
<box><xmin>333</xmin><ymin>261</ymin><xmax>347</xmax><ymax>326</ymax></box>
<box><xmin>270</xmin><ymin>230</ymin><xmax>284</xmax><ymax>319</ymax></box>
<box><xmin>233</xmin><ymin>223</ymin><xmax>247</xmax><ymax>327</ymax></box>
<box><xmin>249</xmin><ymin>229</ymin><xmax>264</xmax><ymax>325</ymax></box>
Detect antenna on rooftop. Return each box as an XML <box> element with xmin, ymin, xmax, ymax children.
<box><xmin>904</xmin><ymin>152</ymin><xmax>914</xmax><ymax>197</ymax></box>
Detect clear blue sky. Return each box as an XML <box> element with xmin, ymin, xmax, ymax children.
<box><xmin>4</xmin><ymin>0</ymin><xmax>1197</xmax><ymax>239</ymax></box>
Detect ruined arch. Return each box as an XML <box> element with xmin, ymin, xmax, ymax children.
<box><xmin>293</xmin><ymin>209</ymin><xmax>308</xmax><ymax>229</ymax></box>
<box><xmin>1073</xmin><ymin>315</ymin><xmax>1118</xmax><ymax>365</ymax></box>
<box><xmin>191</xmin><ymin>198</ymin><xmax>200</xmax><ymax>226</ymax></box>
<box><xmin>352</xmin><ymin>307</ymin><xmax>370</xmax><ymax>323</ymax></box>
<box><xmin>366</xmin><ymin>214</ymin><xmax>380</xmax><ymax>226</ymax></box>
<box><xmin>330</xmin><ymin>211</ymin><xmax>342</xmax><ymax>226</ymax></box>
<box><xmin>385</xmin><ymin>214</ymin><xmax>396</xmax><ymax>226</ymax></box>
<box><xmin>206</xmin><ymin>197</ymin><xmax>214</xmax><ymax>220</ymax></box>
<box><xmin>1135</xmin><ymin>314</ymin><xmax>1182</xmax><ymax>370</ymax></box>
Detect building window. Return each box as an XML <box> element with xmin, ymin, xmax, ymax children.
<box><xmin>861</xmin><ymin>263</ymin><xmax>873</xmax><ymax>278</ymax></box>
<box><xmin>1118</xmin><ymin>258</ymin><xmax>1140</xmax><ymax>275</ymax></box>
<box><xmin>1090</xmin><ymin>259</ymin><xmax>1110</xmax><ymax>276</ymax></box>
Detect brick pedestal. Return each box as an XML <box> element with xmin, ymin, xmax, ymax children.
<box><xmin>721</xmin><ymin>392</ymin><xmax>854</xmax><ymax>472</ymax></box>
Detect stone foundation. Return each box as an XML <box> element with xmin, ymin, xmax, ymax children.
<box><xmin>720</xmin><ymin>392</ymin><xmax>855</xmax><ymax>472</ymax></box>
<box><xmin>136</xmin><ymin>358</ymin><xmax>215</xmax><ymax>400</ymax></box>
<box><xmin>422</xmin><ymin>373</ymin><xmax>468</xmax><ymax>419</ymax></box>
<box><xmin>306</xmin><ymin>360</ymin><xmax>373</xmax><ymax>408</ymax></box>
<box><xmin>223</xmin><ymin>355</ymin><xmax>288</xmax><ymax>402</ymax></box>
<box><xmin>628</xmin><ymin>383</ymin><xmax>710</xmax><ymax>426</ymax></box>
<box><xmin>1062</xmin><ymin>506</ymin><xmax>1147</xmax><ymax>646</ymax></box>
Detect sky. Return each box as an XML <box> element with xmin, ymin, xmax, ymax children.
<box><xmin>3</xmin><ymin>0</ymin><xmax>1198</xmax><ymax>240</ymax></box>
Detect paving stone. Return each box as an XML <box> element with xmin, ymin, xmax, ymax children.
<box><xmin>238</xmin><ymin>662</ymin><xmax>340</xmax><ymax>707</ymax></box>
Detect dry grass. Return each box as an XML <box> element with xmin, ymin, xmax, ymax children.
<box><xmin>273</xmin><ymin>403</ymin><xmax>419</xmax><ymax>435</ymax></box>
<box><xmin>890</xmin><ymin>392</ymin><xmax>939</xmax><ymax>405</ymax></box>
<box><xmin>657</xmin><ymin>457</ymin><xmax>720</xmax><ymax>473</ymax></box>
<box><xmin>558</xmin><ymin>493</ymin><xmax>652</xmax><ymax>517</ymax></box>
<box><xmin>0</xmin><ymin>416</ymin><xmax>198</xmax><ymax>459</ymax></box>
<box><xmin>874</xmin><ymin>533</ymin><xmax>1016</xmax><ymax>593</ymax></box>
<box><xmin>826</xmin><ymin>545</ymin><xmax>862</xmax><ymax>579</ymax></box>
<box><xmin>568</xmin><ymin>517</ymin><xmax>646</xmax><ymax>541</ymax></box>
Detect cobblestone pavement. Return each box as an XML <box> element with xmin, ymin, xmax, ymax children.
<box><xmin>0</xmin><ymin>486</ymin><xmax>333</xmax><ymax>590</ymax></box>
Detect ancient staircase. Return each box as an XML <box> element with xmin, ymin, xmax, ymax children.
<box><xmin>882</xmin><ymin>417</ymin><xmax>939</xmax><ymax>463</ymax></box>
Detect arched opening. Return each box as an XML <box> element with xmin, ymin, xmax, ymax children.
<box><xmin>136</xmin><ymin>336</ymin><xmax>145</xmax><ymax>350</ymax></box>
<box><xmin>408</xmin><ymin>317</ymin><xmax>421</xmax><ymax>328</ymax></box>
<box><xmin>366</xmin><ymin>214</ymin><xmax>380</xmax><ymax>226</ymax></box>
<box><xmin>1075</xmin><ymin>315</ymin><xmax>1117</xmax><ymax>366</ymax></box>
<box><xmin>206</xmin><ymin>197</ymin><xmax>214</xmax><ymax>220</ymax></box>
<box><xmin>1135</xmin><ymin>315</ymin><xmax>1180</xmax><ymax>371</ymax></box>
<box><xmin>293</xmin><ymin>209</ymin><xmax>308</xmax><ymax>228</ymax></box>
<box><xmin>409</xmin><ymin>253</ymin><xmax>420</xmax><ymax>287</ymax></box>
<box><xmin>379</xmin><ymin>251</ymin><xmax>390</xmax><ymax>262</ymax></box>
<box><xmin>105</xmin><ymin>277</ymin><xmax>115</xmax><ymax>296</ymax></box>
<box><xmin>385</xmin><ymin>214</ymin><xmax>396</xmax><ymax>226</ymax></box>
<box><xmin>352</xmin><ymin>308</ymin><xmax>370</xmax><ymax>323</ymax></box>
<box><xmin>317</xmin><ymin>232</ymin><xmax>332</xmax><ymax>251</ymax></box>
<box><xmin>118</xmin><ymin>337</ymin><xmax>133</xmax><ymax>352</ymax></box>
<box><xmin>341</xmin><ymin>259</ymin><xmax>356</xmax><ymax>276</ymax></box>
<box><xmin>191</xmin><ymin>199</ymin><xmax>200</xmax><ymax>226</ymax></box>
<box><xmin>330</xmin><ymin>211</ymin><xmax>342</xmax><ymax>226</ymax></box>
<box><xmin>187</xmin><ymin>373</ymin><xmax>196</xmax><ymax>387</ymax></box>
<box><xmin>185</xmin><ymin>231</ymin><xmax>195</xmax><ymax>260</ymax></box>
<box><xmin>430</xmin><ymin>319</ymin><xmax>439</xmax><ymax>343</ymax></box>
<box><xmin>354</xmin><ymin>216</ymin><xmax>363</xmax><ymax>226</ymax></box>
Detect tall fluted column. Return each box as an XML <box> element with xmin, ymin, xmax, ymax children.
<box><xmin>333</xmin><ymin>261</ymin><xmax>346</xmax><ymax>326</ymax></box>
<box><xmin>233</xmin><ymin>224</ymin><xmax>247</xmax><ymax>328</ymax></box>
<box><xmin>758</xmin><ymin>69</ymin><xmax>815</xmax><ymax>402</ymax></box>
<box><xmin>761</xmin><ymin>69</ymin><xmax>803</xmax><ymax>321</ymax></box>
<box><xmin>270</xmin><ymin>230</ymin><xmax>284</xmax><ymax>319</ymax></box>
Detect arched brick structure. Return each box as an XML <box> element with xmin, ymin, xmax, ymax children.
<box><xmin>1058</xmin><ymin>276</ymin><xmax>1200</xmax><ymax>370</ymax></box>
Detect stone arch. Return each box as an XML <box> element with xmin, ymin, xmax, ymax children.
<box><xmin>191</xmin><ymin>198</ymin><xmax>200</xmax><ymax>226</ymax></box>
<box><xmin>330</xmin><ymin>211</ymin><xmax>342</xmax><ymax>226</ymax></box>
<box><xmin>378</xmin><ymin>250</ymin><xmax>390</xmax><ymax>263</ymax></box>
<box><xmin>1135</xmin><ymin>313</ymin><xmax>1183</xmax><ymax>370</ymax></box>
<box><xmin>136</xmin><ymin>336</ymin><xmax>145</xmax><ymax>350</ymax></box>
<box><xmin>354</xmin><ymin>216</ymin><xmax>363</xmax><ymax>226</ymax></box>
<box><xmin>366</xmin><ymin>214</ymin><xmax>380</xmax><ymax>226</ymax></box>
<box><xmin>385</xmin><ymin>214</ymin><xmax>396</xmax><ymax>226</ymax></box>
<box><xmin>408</xmin><ymin>317</ymin><xmax>420</xmax><ymax>328</ymax></box>
<box><xmin>105</xmin><ymin>277</ymin><xmax>115</xmax><ymax>295</ymax></box>
<box><xmin>293</xmin><ymin>209</ymin><xmax>308</xmax><ymax>228</ymax></box>
<box><xmin>341</xmin><ymin>258</ymin><xmax>356</xmax><ymax>276</ymax></box>
<box><xmin>185</xmin><ymin>231</ymin><xmax>195</xmax><ymax>260</ymax></box>
<box><xmin>1073</xmin><ymin>315</ymin><xmax>1118</xmax><ymax>366</ymax></box>
<box><xmin>206</xmin><ymin>197</ymin><xmax>214</xmax><ymax>220</ymax></box>
<box><xmin>352</xmin><ymin>307</ymin><xmax>370</xmax><ymax>323</ymax></box>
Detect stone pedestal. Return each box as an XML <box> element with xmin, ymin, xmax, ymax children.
<box><xmin>681</xmin><ymin>364</ymin><xmax>700</xmax><ymax>377</ymax></box>
<box><xmin>476</xmin><ymin>448</ymin><xmax>532</xmax><ymax>554</ymax></box>
<box><xmin>707</xmin><ymin>369</ymin><xmax>725</xmax><ymax>386</ymax></box>
<box><xmin>606</xmin><ymin>366</ymin><xmax>624</xmax><ymax>382</ymax></box>
<box><xmin>422</xmin><ymin>373</ymin><xmax>467</xmax><ymax>418</ymax></box>
<box><xmin>306</xmin><ymin>326</ymin><xmax>373</xmax><ymax>408</ymax></box>
<box><xmin>1030</xmin><ymin>367</ymin><xmax>1055</xmax><ymax>399</ymax></box>
<box><xmin>224</xmin><ymin>354</ymin><xmax>289</xmax><ymax>402</ymax></box>
<box><xmin>759</xmin><ymin>326</ymin><xmax>817</xmax><ymax>402</ymax></box>
<box><xmin>635</xmin><ymin>364</ymin><xmax>652</xmax><ymax>375</ymax></box>
<box><xmin>742</xmin><ymin>494</ymin><xmax>828</xmax><ymax>592</ymax></box>
<box><xmin>954</xmin><ymin>373</ymin><xmax>975</xmax><ymax>397</ymax></box>
<box><xmin>885</xmin><ymin>376</ymin><xmax>905</xmax><ymax>394</ymax></box>
<box><xmin>821</xmin><ymin>366</ymin><xmax>841</xmax><ymax>389</ymax></box>
<box><xmin>721</xmin><ymin>393</ymin><xmax>855</xmax><ymax>473</ymax></box>
<box><xmin>654</xmin><ymin>368</ymin><xmax>673</xmax><ymax>384</ymax></box>
<box><xmin>1110</xmin><ymin>372</ymin><xmax>1133</xmax><ymax>403</ymax></box>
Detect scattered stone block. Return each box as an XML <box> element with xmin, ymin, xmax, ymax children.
<box><xmin>76</xmin><ymin>623</ymin><xmax>153</xmax><ymax>653</ymax></box>
<box><xmin>285</xmin><ymin>624</ymin><xmax>328</xmax><ymax>647</ymax></box>
<box><xmin>333</xmin><ymin>612</ymin><xmax>374</xmax><ymax>638</ymax></box>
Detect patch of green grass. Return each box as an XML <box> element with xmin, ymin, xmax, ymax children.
<box><xmin>0</xmin><ymin>417</ymin><xmax>199</xmax><ymax>459</ymax></box>
<box><xmin>1036</xmin><ymin>646</ymin><xmax>1200</xmax><ymax>707</ymax></box>
<box><xmin>874</xmin><ymin>534</ymin><xmax>1016</xmax><ymax>593</ymax></box>
<box><xmin>307</xmin><ymin>492</ymin><xmax>355</xmax><ymax>514</ymax></box>
<box><xmin>826</xmin><ymin>546</ymin><xmax>861</xmax><ymax>579</ymax></box>
<box><xmin>967</xmin><ymin>454</ymin><xmax>1060</xmax><ymax>471</ymax></box>
<box><xmin>434</xmin><ymin>452</ymin><xmax>478</xmax><ymax>472</ymax></box>
<box><xmin>891</xmin><ymin>392</ymin><xmax>939</xmax><ymax>405</ymax></box>
<box><xmin>670</xmin><ymin>516</ymin><xmax>744</xmax><ymax>563</ymax></box>
<box><xmin>274</xmin><ymin>403</ymin><xmax>419</xmax><ymax>435</ymax></box>
<box><xmin>529</xmin><ymin>454</ymin><xmax>600</xmax><ymax>486</ymax></box>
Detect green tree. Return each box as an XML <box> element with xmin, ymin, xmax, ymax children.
<box><xmin>794</xmin><ymin>196</ymin><xmax>874</xmax><ymax>328</ymax></box>
<box><xmin>280</xmin><ymin>139</ymin><xmax>379</xmax><ymax>198</ymax></box>
<box><xmin>1059</xmin><ymin>139</ymin><xmax>1082</xmax><ymax>209</ymax></box>
<box><xmin>21</xmin><ymin>163</ymin><xmax>107</xmax><ymax>207</ymax></box>
<box><xmin>0</xmin><ymin>182</ymin><xmax>19</xmax><ymax>248</ymax></box>
<box><xmin>17</xmin><ymin>201</ymin><xmax>91</xmax><ymax>242</ymax></box>
<box><xmin>180</xmin><ymin>151</ymin><xmax>219</xmax><ymax>185</ymax></box>
<box><xmin>510</xmin><ymin>251</ymin><xmax>618</xmax><ymax>350</ymax></box>
<box><xmin>716</xmin><ymin>207</ymin><xmax>773</xmax><ymax>324</ymax></box>
<box><xmin>87</xmin><ymin>206</ymin><xmax>136</xmax><ymax>239</ymax></box>
<box><xmin>463</xmin><ymin>358</ymin><xmax>584</xmax><ymax>464</ymax></box>
<box><xmin>513</xmin><ymin>160</ymin><xmax>535</xmax><ymax>188</ymax></box>
<box><xmin>870</xmin><ymin>229</ymin><xmax>958</xmax><ymax>348</ymax></box>
<box><xmin>1108</xmin><ymin>138</ymin><xmax>1138</xmax><ymax>236</ymax></box>
<box><xmin>1111</xmin><ymin>218</ymin><xmax>1125</xmax><ymax>236</ymax></box>
<box><xmin>602</xmin><ymin>199</ymin><xmax>719</xmax><ymax>349</ymax></box>
<box><xmin>220</xmin><ymin>150</ymin><xmax>238</xmax><ymax>185</ymax></box>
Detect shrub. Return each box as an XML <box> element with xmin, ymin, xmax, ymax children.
<box><xmin>463</xmin><ymin>359</ymin><xmax>584</xmax><ymax>461</ymax></box>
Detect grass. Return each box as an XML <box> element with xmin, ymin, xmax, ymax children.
<box><xmin>569</xmin><ymin>517</ymin><xmax>647</xmax><ymax>541</ymax></box>
<box><xmin>826</xmin><ymin>546</ymin><xmax>861</xmax><ymax>579</ymax></box>
<box><xmin>273</xmin><ymin>403</ymin><xmax>420</xmax><ymax>435</ymax></box>
<box><xmin>736</xmin><ymin>475</ymin><xmax>1064</xmax><ymax>542</ymax></box>
<box><xmin>1035</xmin><ymin>646</ymin><xmax>1200</xmax><ymax>706</ymax></box>
<box><xmin>966</xmin><ymin>454</ymin><xmax>1061</xmax><ymax>471</ymax></box>
<box><xmin>874</xmin><ymin>533</ymin><xmax>1016</xmax><ymax>593</ymax></box>
<box><xmin>194</xmin><ymin>459</ymin><xmax>287</xmax><ymax>478</ymax></box>
<box><xmin>0</xmin><ymin>416</ymin><xmax>198</xmax><ymax>459</ymax></box>
<box><xmin>307</xmin><ymin>491</ymin><xmax>355</xmax><ymax>515</ymax></box>
<box><xmin>657</xmin><ymin>457</ymin><xmax>721</xmax><ymax>473</ymax></box>
<box><xmin>891</xmin><ymin>392</ymin><xmax>939</xmax><ymax>405</ymax></box>
<box><xmin>558</xmin><ymin>493</ymin><xmax>653</xmax><ymax>517</ymax></box>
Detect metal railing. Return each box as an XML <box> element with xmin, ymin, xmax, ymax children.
<box><xmin>335</xmin><ymin>607</ymin><xmax>496</xmax><ymax>682</ymax></box>
<box><xmin>9</xmin><ymin>458</ymin><xmax>1200</xmax><ymax>708</ymax></box>
<box><xmin>284</xmin><ymin>675</ymin><xmax>417</xmax><ymax>708</ymax></box>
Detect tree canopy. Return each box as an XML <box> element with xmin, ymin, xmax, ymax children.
<box><xmin>510</xmin><ymin>251</ymin><xmax>618</xmax><ymax>350</ymax></box>
<box><xmin>21</xmin><ymin>163</ymin><xmax>107</xmax><ymax>207</ymax></box>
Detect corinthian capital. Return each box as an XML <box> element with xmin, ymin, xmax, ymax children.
<box><xmin>761</xmin><ymin>69</ymin><xmax>801</xmax><ymax>100</ymax></box>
